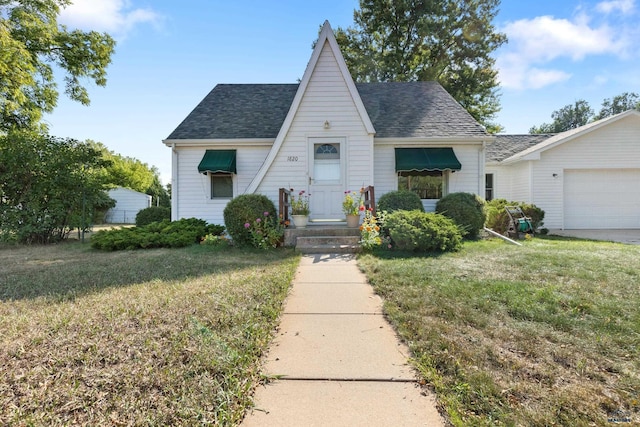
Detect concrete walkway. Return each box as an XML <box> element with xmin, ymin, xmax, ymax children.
<box><xmin>549</xmin><ymin>229</ymin><xmax>640</xmax><ymax>245</ymax></box>
<box><xmin>241</xmin><ymin>254</ymin><xmax>444</xmax><ymax>427</ymax></box>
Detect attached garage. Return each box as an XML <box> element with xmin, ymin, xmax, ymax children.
<box><xmin>488</xmin><ymin>110</ymin><xmax>640</xmax><ymax>230</ymax></box>
<box><xmin>564</xmin><ymin>169</ymin><xmax>640</xmax><ymax>229</ymax></box>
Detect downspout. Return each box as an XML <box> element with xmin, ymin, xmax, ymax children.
<box><xmin>479</xmin><ymin>141</ymin><xmax>486</xmax><ymax>197</ymax></box>
<box><xmin>171</xmin><ymin>143</ymin><xmax>178</xmax><ymax>221</ymax></box>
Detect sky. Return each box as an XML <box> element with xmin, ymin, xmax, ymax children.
<box><xmin>44</xmin><ymin>0</ymin><xmax>640</xmax><ymax>185</ymax></box>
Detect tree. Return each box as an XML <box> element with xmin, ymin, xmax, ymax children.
<box><xmin>334</xmin><ymin>0</ymin><xmax>507</xmax><ymax>132</ymax></box>
<box><xmin>594</xmin><ymin>92</ymin><xmax>640</xmax><ymax>120</ymax></box>
<box><xmin>0</xmin><ymin>0</ymin><xmax>116</xmax><ymax>131</ymax></box>
<box><xmin>0</xmin><ymin>130</ymin><xmax>114</xmax><ymax>243</ymax></box>
<box><xmin>87</xmin><ymin>141</ymin><xmax>170</xmax><ymax>207</ymax></box>
<box><xmin>529</xmin><ymin>100</ymin><xmax>593</xmax><ymax>134</ymax></box>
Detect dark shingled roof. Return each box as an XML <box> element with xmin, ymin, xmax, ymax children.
<box><xmin>166</xmin><ymin>81</ymin><xmax>488</xmax><ymax>140</ymax></box>
<box><xmin>486</xmin><ymin>134</ymin><xmax>556</xmax><ymax>162</ymax></box>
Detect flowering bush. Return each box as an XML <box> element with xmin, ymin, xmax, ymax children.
<box><xmin>290</xmin><ymin>189</ymin><xmax>311</xmax><ymax>215</ymax></box>
<box><xmin>342</xmin><ymin>189</ymin><xmax>364</xmax><ymax>216</ymax></box>
<box><xmin>200</xmin><ymin>234</ymin><xmax>230</xmax><ymax>247</ymax></box>
<box><xmin>244</xmin><ymin>211</ymin><xmax>284</xmax><ymax>249</ymax></box>
<box><xmin>359</xmin><ymin>209</ymin><xmax>386</xmax><ymax>251</ymax></box>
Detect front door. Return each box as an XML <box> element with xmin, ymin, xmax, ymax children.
<box><xmin>309</xmin><ymin>139</ymin><xmax>344</xmax><ymax>220</ymax></box>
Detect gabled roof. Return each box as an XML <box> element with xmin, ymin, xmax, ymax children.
<box><xmin>357</xmin><ymin>81</ymin><xmax>487</xmax><ymax>138</ymax></box>
<box><xmin>165</xmin><ymin>81</ymin><xmax>488</xmax><ymax>141</ymax></box>
<box><xmin>500</xmin><ymin>109</ymin><xmax>640</xmax><ymax>164</ymax></box>
<box><xmin>487</xmin><ymin>134</ymin><xmax>555</xmax><ymax>162</ymax></box>
<box><xmin>166</xmin><ymin>84</ymin><xmax>298</xmax><ymax>140</ymax></box>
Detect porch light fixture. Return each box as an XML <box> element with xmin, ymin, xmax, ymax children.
<box><xmin>323</xmin><ymin>120</ymin><xmax>330</xmax><ymax>129</ymax></box>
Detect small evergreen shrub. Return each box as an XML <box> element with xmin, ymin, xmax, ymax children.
<box><xmin>386</xmin><ymin>210</ymin><xmax>462</xmax><ymax>252</ymax></box>
<box><xmin>91</xmin><ymin>218</ymin><xmax>224</xmax><ymax>251</ymax></box>
<box><xmin>485</xmin><ymin>199</ymin><xmax>545</xmax><ymax>234</ymax></box>
<box><xmin>135</xmin><ymin>206</ymin><xmax>171</xmax><ymax>227</ymax></box>
<box><xmin>223</xmin><ymin>194</ymin><xmax>277</xmax><ymax>247</ymax></box>
<box><xmin>377</xmin><ymin>190</ymin><xmax>424</xmax><ymax>213</ymax></box>
<box><xmin>435</xmin><ymin>192</ymin><xmax>486</xmax><ymax>239</ymax></box>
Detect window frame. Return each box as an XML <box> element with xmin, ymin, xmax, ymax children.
<box><xmin>397</xmin><ymin>170</ymin><xmax>447</xmax><ymax>200</ymax></box>
<box><xmin>209</xmin><ymin>173</ymin><xmax>234</xmax><ymax>199</ymax></box>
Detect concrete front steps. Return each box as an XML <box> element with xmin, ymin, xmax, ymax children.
<box><xmin>284</xmin><ymin>222</ymin><xmax>361</xmax><ymax>254</ymax></box>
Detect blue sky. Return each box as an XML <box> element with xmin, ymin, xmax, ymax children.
<box><xmin>45</xmin><ymin>0</ymin><xmax>640</xmax><ymax>185</ymax></box>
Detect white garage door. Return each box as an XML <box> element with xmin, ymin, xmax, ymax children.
<box><xmin>564</xmin><ymin>169</ymin><xmax>640</xmax><ymax>229</ymax></box>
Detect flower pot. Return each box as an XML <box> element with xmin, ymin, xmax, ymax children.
<box><xmin>346</xmin><ymin>214</ymin><xmax>360</xmax><ymax>228</ymax></box>
<box><xmin>291</xmin><ymin>215</ymin><xmax>309</xmax><ymax>229</ymax></box>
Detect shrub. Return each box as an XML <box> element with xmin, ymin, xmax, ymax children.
<box><xmin>223</xmin><ymin>194</ymin><xmax>277</xmax><ymax>247</ymax></box>
<box><xmin>135</xmin><ymin>206</ymin><xmax>171</xmax><ymax>227</ymax></box>
<box><xmin>377</xmin><ymin>190</ymin><xmax>424</xmax><ymax>213</ymax></box>
<box><xmin>245</xmin><ymin>211</ymin><xmax>284</xmax><ymax>249</ymax></box>
<box><xmin>435</xmin><ymin>192</ymin><xmax>486</xmax><ymax>239</ymax></box>
<box><xmin>485</xmin><ymin>199</ymin><xmax>545</xmax><ymax>234</ymax></box>
<box><xmin>386</xmin><ymin>210</ymin><xmax>462</xmax><ymax>252</ymax></box>
<box><xmin>91</xmin><ymin>218</ymin><xmax>224</xmax><ymax>251</ymax></box>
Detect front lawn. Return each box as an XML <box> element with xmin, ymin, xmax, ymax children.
<box><xmin>0</xmin><ymin>243</ymin><xmax>299</xmax><ymax>426</ymax></box>
<box><xmin>358</xmin><ymin>237</ymin><xmax>640</xmax><ymax>426</ymax></box>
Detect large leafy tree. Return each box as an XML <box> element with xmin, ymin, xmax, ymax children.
<box><xmin>0</xmin><ymin>130</ymin><xmax>114</xmax><ymax>243</ymax></box>
<box><xmin>529</xmin><ymin>100</ymin><xmax>594</xmax><ymax>134</ymax></box>
<box><xmin>594</xmin><ymin>92</ymin><xmax>640</xmax><ymax>120</ymax></box>
<box><xmin>334</xmin><ymin>0</ymin><xmax>506</xmax><ymax>132</ymax></box>
<box><xmin>88</xmin><ymin>141</ymin><xmax>170</xmax><ymax>207</ymax></box>
<box><xmin>530</xmin><ymin>93</ymin><xmax>640</xmax><ymax>134</ymax></box>
<box><xmin>0</xmin><ymin>0</ymin><xmax>115</xmax><ymax>131</ymax></box>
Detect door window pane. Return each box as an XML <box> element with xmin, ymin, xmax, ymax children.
<box><xmin>314</xmin><ymin>143</ymin><xmax>340</xmax><ymax>182</ymax></box>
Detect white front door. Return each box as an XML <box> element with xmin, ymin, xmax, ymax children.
<box><xmin>309</xmin><ymin>139</ymin><xmax>344</xmax><ymax>220</ymax></box>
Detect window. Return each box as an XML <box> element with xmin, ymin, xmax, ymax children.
<box><xmin>313</xmin><ymin>143</ymin><xmax>341</xmax><ymax>182</ymax></box>
<box><xmin>398</xmin><ymin>171</ymin><xmax>444</xmax><ymax>199</ymax></box>
<box><xmin>485</xmin><ymin>174</ymin><xmax>494</xmax><ymax>201</ymax></box>
<box><xmin>210</xmin><ymin>173</ymin><xmax>233</xmax><ymax>198</ymax></box>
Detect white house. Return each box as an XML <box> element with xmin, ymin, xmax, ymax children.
<box><xmin>163</xmin><ymin>21</ymin><xmax>491</xmax><ymax>225</ymax></box>
<box><xmin>486</xmin><ymin>110</ymin><xmax>640</xmax><ymax>229</ymax></box>
<box><xmin>105</xmin><ymin>187</ymin><xmax>152</xmax><ymax>224</ymax></box>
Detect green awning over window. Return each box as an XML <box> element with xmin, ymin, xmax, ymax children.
<box><xmin>198</xmin><ymin>150</ymin><xmax>237</xmax><ymax>174</ymax></box>
<box><xmin>395</xmin><ymin>148</ymin><xmax>461</xmax><ymax>172</ymax></box>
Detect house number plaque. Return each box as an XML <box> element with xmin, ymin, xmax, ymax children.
<box><xmin>287</xmin><ymin>156</ymin><xmax>299</xmax><ymax>162</ymax></box>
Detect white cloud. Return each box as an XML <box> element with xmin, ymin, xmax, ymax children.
<box><xmin>59</xmin><ymin>0</ymin><xmax>161</xmax><ymax>37</ymax></box>
<box><xmin>497</xmin><ymin>13</ymin><xmax>629</xmax><ymax>90</ymax></box>
<box><xmin>596</xmin><ymin>0</ymin><xmax>635</xmax><ymax>14</ymax></box>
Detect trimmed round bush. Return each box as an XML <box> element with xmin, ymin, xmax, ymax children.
<box><xmin>223</xmin><ymin>194</ymin><xmax>277</xmax><ymax>247</ymax></box>
<box><xmin>377</xmin><ymin>190</ymin><xmax>424</xmax><ymax>213</ymax></box>
<box><xmin>485</xmin><ymin>199</ymin><xmax>545</xmax><ymax>234</ymax></box>
<box><xmin>135</xmin><ymin>206</ymin><xmax>170</xmax><ymax>227</ymax></box>
<box><xmin>386</xmin><ymin>210</ymin><xmax>462</xmax><ymax>252</ymax></box>
<box><xmin>435</xmin><ymin>192</ymin><xmax>486</xmax><ymax>240</ymax></box>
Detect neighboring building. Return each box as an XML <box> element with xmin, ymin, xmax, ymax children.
<box><xmin>105</xmin><ymin>187</ymin><xmax>152</xmax><ymax>224</ymax></box>
<box><xmin>487</xmin><ymin>110</ymin><xmax>640</xmax><ymax>229</ymax></box>
<box><xmin>163</xmin><ymin>21</ymin><xmax>491</xmax><ymax>225</ymax></box>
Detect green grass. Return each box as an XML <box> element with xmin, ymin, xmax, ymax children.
<box><xmin>358</xmin><ymin>237</ymin><xmax>640</xmax><ymax>426</ymax></box>
<box><xmin>0</xmin><ymin>242</ymin><xmax>300</xmax><ymax>426</ymax></box>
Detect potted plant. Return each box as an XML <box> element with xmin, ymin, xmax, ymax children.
<box><xmin>343</xmin><ymin>189</ymin><xmax>364</xmax><ymax>227</ymax></box>
<box><xmin>290</xmin><ymin>189</ymin><xmax>310</xmax><ymax>228</ymax></box>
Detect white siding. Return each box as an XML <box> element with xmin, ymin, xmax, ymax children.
<box><xmin>174</xmin><ymin>145</ymin><xmax>270</xmax><ymax>224</ymax></box>
<box><xmin>532</xmin><ymin>117</ymin><xmax>640</xmax><ymax>228</ymax></box>
<box><xmin>105</xmin><ymin>187</ymin><xmax>152</xmax><ymax>224</ymax></box>
<box><xmin>256</xmin><ymin>41</ymin><xmax>374</xmax><ymax>205</ymax></box>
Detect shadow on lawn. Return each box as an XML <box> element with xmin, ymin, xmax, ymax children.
<box><xmin>0</xmin><ymin>242</ymin><xmax>299</xmax><ymax>302</ymax></box>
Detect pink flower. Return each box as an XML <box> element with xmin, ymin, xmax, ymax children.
<box><xmin>256</xmin><ymin>218</ymin><xmax>261</xmax><ymax>223</ymax></box>
<box><xmin>263</xmin><ymin>211</ymin><xmax>269</xmax><ymax>216</ymax></box>
<box><xmin>244</xmin><ymin>223</ymin><xmax>250</xmax><ymax>228</ymax></box>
